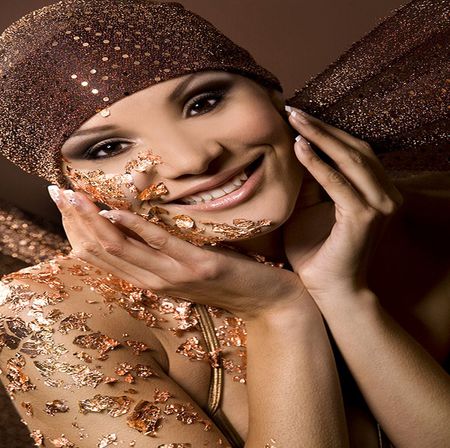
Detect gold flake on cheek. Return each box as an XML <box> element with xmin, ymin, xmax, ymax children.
<box><xmin>58</xmin><ymin>312</ymin><xmax>92</xmax><ymax>334</ymax></box>
<box><xmin>45</xmin><ymin>399</ymin><xmax>70</xmax><ymax>415</ymax></box>
<box><xmin>126</xmin><ymin>400</ymin><xmax>163</xmax><ymax>436</ymax></box>
<box><xmin>201</xmin><ymin>218</ymin><xmax>272</xmax><ymax>240</ymax></box>
<box><xmin>137</xmin><ymin>181</ymin><xmax>169</xmax><ymax>201</ymax></box>
<box><xmin>264</xmin><ymin>439</ymin><xmax>278</xmax><ymax>448</ymax></box>
<box><xmin>98</xmin><ymin>433</ymin><xmax>117</xmax><ymax>448</ymax></box>
<box><xmin>73</xmin><ymin>332</ymin><xmax>121</xmax><ymax>359</ymax></box>
<box><xmin>125</xmin><ymin>149</ymin><xmax>162</xmax><ymax>173</ymax></box>
<box><xmin>30</xmin><ymin>429</ymin><xmax>44</xmax><ymax>446</ymax></box>
<box><xmin>65</xmin><ymin>164</ymin><xmax>136</xmax><ymax>210</ymax></box>
<box><xmin>172</xmin><ymin>215</ymin><xmax>195</xmax><ymax>230</ymax></box>
<box><xmin>78</xmin><ymin>394</ymin><xmax>132</xmax><ymax>417</ymax></box>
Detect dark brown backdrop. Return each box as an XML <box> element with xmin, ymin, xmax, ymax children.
<box><xmin>0</xmin><ymin>1</ymin><xmax>406</xmax><ymax>446</ymax></box>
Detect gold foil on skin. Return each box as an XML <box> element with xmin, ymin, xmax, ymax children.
<box><xmin>21</xmin><ymin>401</ymin><xmax>33</xmax><ymax>416</ymax></box>
<box><xmin>73</xmin><ymin>332</ymin><xmax>121</xmax><ymax>359</ymax></box>
<box><xmin>127</xmin><ymin>400</ymin><xmax>163</xmax><ymax>436</ymax></box>
<box><xmin>98</xmin><ymin>433</ymin><xmax>117</xmax><ymax>448</ymax></box>
<box><xmin>48</xmin><ymin>434</ymin><xmax>75</xmax><ymax>448</ymax></box>
<box><xmin>78</xmin><ymin>394</ymin><xmax>132</xmax><ymax>417</ymax></box>
<box><xmin>138</xmin><ymin>182</ymin><xmax>169</xmax><ymax>201</ymax></box>
<box><xmin>124</xmin><ymin>339</ymin><xmax>151</xmax><ymax>356</ymax></box>
<box><xmin>30</xmin><ymin>429</ymin><xmax>45</xmax><ymax>446</ymax></box>
<box><xmin>163</xmin><ymin>402</ymin><xmax>212</xmax><ymax>431</ymax></box>
<box><xmin>45</xmin><ymin>399</ymin><xmax>70</xmax><ymax>416</ymax></box>
<box><xmin>158</xmin><ymin>445</ymin><xmax>192</xmax><ymax>448</ymax></box>
<box><xmin>5</xmin><ymin>352</ymin><xmax>36</xmax><ymax>397</ymax></box>
<box><xmin>58</xmin><ymin>312</ymin><xmax>92</xmax><ymax>334</ymax></box>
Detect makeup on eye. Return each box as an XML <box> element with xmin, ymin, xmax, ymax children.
<box><xmin>81</xmin><ymin>86</ymin><xmax>228</xmax><ymax>160</ymax></box>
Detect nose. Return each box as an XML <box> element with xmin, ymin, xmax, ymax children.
<box><xmin>130</xmin><ymin>140</ymin><xmax>226</xmax><ymax>192</ymax></box>
<box><xmin>156</xmin><ymin>142</ymin><xmax>225</xmax><ymax>179</ymax></box>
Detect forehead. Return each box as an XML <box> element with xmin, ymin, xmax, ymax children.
<box><xmin>66</xmin><ymin>70</ymin><xmax>243</xmax><ymax>136</ymax></box>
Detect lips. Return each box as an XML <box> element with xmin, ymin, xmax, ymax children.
<box><xmin>166</xmin><ymin>154</ymin><xmax>264</xmax><ymax>205</ymax></box>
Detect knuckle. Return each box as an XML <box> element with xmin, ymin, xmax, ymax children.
<box><xmin>308</xmin><ymin>124</ymin><xmax>327</xmax><ymax>139</ymax></box>
<box><xmin>101</xmin><ymin>241</ymin><xmax>123</xmax><ymax>256</ymax></box>
<box><xmin>146</xmin><ymin>235</ymin><xmax>168</xmax><ymax>250</ymax></box>
<box><xmin>193</xmin><ymin>258</ymin><xmax>221</xmax><ymax>281</ymax></box>
<box><xmin>378</xmin><ymin>198</ymin><xmax>401</xmax><ymax>216</ymax></box>
<box><xmin>80</xmin><ymin>240</ymin><xmax>102</xmax><ymax>257</ymax></box>
<box><xmin>327</xmin><ymin>170</ymin><xmax>348</xmax><ymax>185</ymax></box>
<box><xmin>348</xmin><ymin>148</ymin><xmax>367</xmax><ymax>166</ymax></box>
<box><xmin>356</xmin><ymin>140</ymin><xmax>374</xmax><ymax>154</ymax></box>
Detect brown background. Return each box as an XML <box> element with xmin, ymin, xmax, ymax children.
<box><xmin>0</xmin><ymin>1</ymin><xmax>406</xmax><ymax>446</ymax></box>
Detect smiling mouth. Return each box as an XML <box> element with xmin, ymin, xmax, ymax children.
<box><xmin>171</xmin><ymin>155</ymin><xmax>265</xmax><ymax>206</ymax></box>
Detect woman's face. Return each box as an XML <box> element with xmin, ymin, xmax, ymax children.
<box><xmin>61</xmin><ymin>70</ymin><xmax>305</xmax><ymax>244</ymax></box>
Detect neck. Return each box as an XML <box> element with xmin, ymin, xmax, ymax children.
<box><xmin>228</xmin><ymin>225</ymin><xmax>288</xmax><ymax>264</ymax></box>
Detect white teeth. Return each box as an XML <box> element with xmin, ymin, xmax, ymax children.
<box><xmin>223</xmin><ymin>183</ymin><xmax>237</xmax><ymax>193</ymax></box>
<box><xmin>210</xmin><ymin>189</ymin><xmax>226</xmax><ymax>199</ymax></box>
<box><xmin>180</xmin><ymin>170</ymin><xmax>249</xmax><ymax>205</ymax></box>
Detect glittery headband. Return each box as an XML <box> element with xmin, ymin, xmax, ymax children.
<box><xmin>0</xmin><ymin>0</ymin><xmax>282</xmax><ymax>186</ymax></box>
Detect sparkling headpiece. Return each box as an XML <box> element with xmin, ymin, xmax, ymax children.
<box><xmin>0</xmin><ymin>0</ymin><xmax>282</xmax><ymax>186</ymax></box>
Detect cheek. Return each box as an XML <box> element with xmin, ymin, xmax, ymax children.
<box><xmin>222</xmin><ymin>100</ymin><xmax>282</xmax><ymax>145</ymax></box>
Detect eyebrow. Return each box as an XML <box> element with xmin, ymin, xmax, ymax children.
<box><xmin>70</xmin><ymin>124</ymin><xmax>120</xmax><ymax>139</ymax></box>
<box><xmin>69</xmin><ymin>73</ymin><xmax>223</xmax><ymax>139</ymax></box>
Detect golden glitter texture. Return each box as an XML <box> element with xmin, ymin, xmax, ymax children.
<box><xmin>78</xmin><ymin>394</ymin><xmax>132</xmax><ymax>417</ymax></box>
<box><xmin>30</xmin><ymin>429</ymin><xmax>44</xmax><ymax>446</ymax></box>
<box><xmin>0</xmin><ymin>199</ymin><xmax>70</xmax><ymax>265</ymax></box>
<box><xmin>138</xmin><ymin>182</ymin><xmax>169</xmax><ymax>201</ymax></box>
<box><xmin>0</xmin><ymin>0</ymin><xmax>281</xmax><ymax>186</ymax></box>
<box><xmin>127</xmin><ymin>400</ymin><xmax>163</xmax><ymax>436</ymax></box>
<box><xmin>98</xmin><ymin>434</ymin><xmax>117</xmax><ymax>448</ymax></box>
<box><xmin>45</xmin><ymin>399</ymin><xmax>70</xmax><ymax>416</ymax></box>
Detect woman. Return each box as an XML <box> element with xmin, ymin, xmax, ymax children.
<box><xmin>0</xmin><ymin>0</ymin><xmax>449</xmax><ymax>447</ymax></box>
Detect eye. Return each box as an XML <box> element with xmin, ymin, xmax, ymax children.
<box><xmin>185</xmin><ymin>89</ymin><xmax>226</xmax><ymax>117</ymax></box>
<box><xmin>84</xmin><ymin>139</ymin><xmax>131</xmax><ymax>160</ymax></box>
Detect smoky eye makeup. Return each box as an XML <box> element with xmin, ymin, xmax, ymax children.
<box><xmin>67</xmin><ymin>77</ymin><xmax>234</xmax><ymax>160</ymax></box>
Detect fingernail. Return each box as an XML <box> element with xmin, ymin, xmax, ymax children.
<box><xmin>99</xmin><ymin>210</ymin><xmax>119</xmax><ymax>223</ymax></box>
<box><xmin>284</xmin><ymin>105</ymin><xmax>293</xmax><ymax>113</ymax></box>
<box><xmin>48</xmin><ymin>185</ymin><xmax>61</xmax><ymax>204</ymax></box>
<box><xmin>63</xmin><ymin>189</ymin><xmax>78</xmax><ymax>206</ymax></box>
<box><xmin>295</xmin><ymin>134</ymin><xmax>311</xmax><ymax>149</ymax></box>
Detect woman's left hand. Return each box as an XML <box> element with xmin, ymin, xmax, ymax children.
<box><xmin>283</xmin><ymin>106</ymin><xmax>404</xmax><ymax>301</ymax></box>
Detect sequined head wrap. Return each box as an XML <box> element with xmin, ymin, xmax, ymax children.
<box><xmin>0</xmin><ymin>0</ymin><xmax>282</xmax><ymax>187</ymax></box>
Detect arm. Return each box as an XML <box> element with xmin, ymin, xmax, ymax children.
<box><xmin>1</xmin><ymin>258</ymin><xmax>349</xmax><ymax>447</ymax></box>
<box><xmin>316</xmin><ymin>289</ymin><xmax>450</xmax><ymax>448</ymax></box>
<box><xmin>283</xmin><ymin>107</ymin><xmax>450</xmax><ymax>447</ymax></box>
<box><xmin>245</xmin><ymin>297</ymin><xmax>349</xmax><ymax>447</ymax></box>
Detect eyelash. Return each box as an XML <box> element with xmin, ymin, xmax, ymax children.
<box><xmin>83</xmin><ymin>89</ymin><xmax>227</xmax><ymax>160</ymax></box>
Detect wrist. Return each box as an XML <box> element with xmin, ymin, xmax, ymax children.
<box><xmin>245</xmin><ymin>289</ymin><xmax>323</xmax><ymax>331</ymax></box>
<box><xmin>312</xmin><ymin>286</ymin><xmax>381</xmax><ymax>317</ymax></box>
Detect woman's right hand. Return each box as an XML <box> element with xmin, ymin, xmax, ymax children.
<box><xmin>49</xmin><ymin>188</ymin><xmax>310</xmax><ymax>321</ymax></box>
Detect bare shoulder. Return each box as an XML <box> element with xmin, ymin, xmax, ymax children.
<box><xmin>0</xmin><ymin>256</ymin><xmax>230</xmax><ymax>446</ymax></box>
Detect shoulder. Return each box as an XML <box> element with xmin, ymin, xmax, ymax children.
<box><xmin>0</xmin><ymin>256</ymin><xmax>230</xmax><ymax>446</ymax></box>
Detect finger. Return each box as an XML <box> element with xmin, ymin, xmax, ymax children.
<box><xmin>293</xmin><ymin>135</ymin><xmax>367</xmax><ymax>214</ymax></box>
<box><xmin>98</xmin><ymin>209</ymin><xmax>209</xmax><ymax>264</ymax></box>
<box><xmin>288</xmin><ymin>113</ymin><xmax>400</xmax><ymax>213</ymax></box>
<box><xmin>285</xmin><ymin>107</ymin><xmax>403</xmax><ymax>204</ymax></box>
<box><xmin>49</xmin><ymin>186</ymin><xmax>171</xmax><ymax>286</ymax></box>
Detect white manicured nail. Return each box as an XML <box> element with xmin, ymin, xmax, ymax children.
<box><xmin>99</xmin><ymin>210</ymin><xmax>119</xmax><ymax>223</ymax></box>
<box><xmin>284</xmin><ymin>105</ymin><xmax>293</xmax><ymax>113</ymax></box>
<box><xmin>47</xmin><ymin>185</ymin><xmax>61</xmax><ymax>204</ymax></box>
<box><xmin>63</xmin><ymin>189</ymin><xmax>77</xmax><ymax>206</ymax></box>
